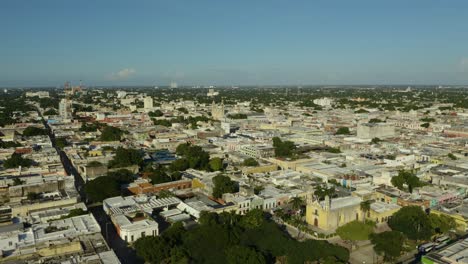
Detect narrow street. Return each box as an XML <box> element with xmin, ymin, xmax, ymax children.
<box><xmin>40</xmin><ymin>110</ymin><xmax>143</xmax><ymax>264</ymax></box>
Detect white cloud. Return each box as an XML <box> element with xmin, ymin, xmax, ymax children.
<box><xmin>107</xmin><ymin>68</ymin><xmax>136</xmax><ymax>80</ymax></box>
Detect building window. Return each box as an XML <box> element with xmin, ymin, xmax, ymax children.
<box><xmin>125</xmin><ymin>236</ymin><xmax>128</xmax><ymax>242</ymax></box>
<box><xmin>142</xmin><ymin>232</ymin><xmax>145</xmax><ymax>237</ymax></box>
<box><xmin>131</xmin><ymin>235</ymin><xmax>134</xmax><ymax>242</ymax></box>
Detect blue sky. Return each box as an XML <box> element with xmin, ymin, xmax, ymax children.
<box><xmin>1</xmin><ymin>0</ymin><xmax>468</xmax><ymax>86</ymax></box>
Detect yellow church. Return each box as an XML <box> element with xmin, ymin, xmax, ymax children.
<box><xmin>306</xmin><ymin>193</ymin><xmax>401</xmax><ymax>231</ymax></box>
<box><xmin>306</xmin><ymin>195</ymin><xmax>363</xmax><ymax>231</ymax></box>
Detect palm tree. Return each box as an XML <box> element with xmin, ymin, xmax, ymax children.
<box><xmin>291</xmin><ymin>215</ymin><xmax>305</xmax><ymax>239</ymax></box>
<box><xmin>274</xmin><ymin>209</ymin><xmax>286</xmax><ymax>224</ymax></box>
<box><xmin>360</xmin><ymin>200</ymin><xmax>372</xmax><ymax>222</ymax></box>
<box><xmin>289</xmin><ymin>197</ymin><xmax>305</xmax><ymax>215</ymax></box>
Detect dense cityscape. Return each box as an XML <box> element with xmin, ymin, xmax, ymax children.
<box><xmin>0</xmin><ymin>85</ymin><xmax>466</xmax><ymax>263</ymax></box>
<box><xmin>2</xmin><ymin>1</ymin><xmax>468</xmax><ymax>263</ymax></box>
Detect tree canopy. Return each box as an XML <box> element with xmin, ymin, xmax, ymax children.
<box><xmin>371</xmin><ymin>231</ymin><xmax>406</xmax><ymax>261</ymax></box>
<box><xmin>429</xmin><ymin>213</ymin><xmax>456</xmax><ymax>234</ymax></box>
<box><xmin>108</xmin><ymin>147</ymin><xmax>143</xmax><ymax>168</ymax></box>
<box><xmin>335</xmin><ymin>127</ymin><xmax>351</xmax><ymax>135</ymax></box>
<box><xmin>3</xmin><ymin>153</ymin><xmax>34</xmax><ymax>169</ymax></box>
<box><xmin>388</xmin><ymin>206</ymin><xmax>432</xmax><ymax>241</ymax></box>
<box><xmin>391</xmin><ymin>170</ymin><xmax>423</xmax><ymax>193</ymax></box>
<box><xmin>272</xmin><ymin>137</ymin><xmax>296</xmax><ymax>158</ymax></box>
<box><xmin>84</xmin><ymin>176</ymin><xmax>120</xmax><ymax>203</ymax></box>
<box><xmin>22</xmin><ymin>126</ymin><xmax>47</xmax><ymax>137</ymax></box>
<box><xmin>100</xmin><ymin>126</ymin><xmax>124</xmax><ymax>141</ymax></box>
<box><xmin>174</xmin><ymin>143</ymin><xmax>210</xmax><ymax>171</ymax></box>
<box><xmin>314</xmin><ymin>185</ymin><xmax>336</xmax><ymax>201</ymax></box>
<box><xmin>134</xmin><ymin>211</ymin><xmax>349</xmax><ymax>264</ymax></box>
<box><xmin>243</xmin><ymin>158</ymin><xmax>259</xmax><ymax>167</ymax></box>
<box><xmin>209</xmin><ymin>157</ymin><xmax>224</xmax><ymax>171</ymax></box>
<box><xmin>212</xmin><ymin>174</ymin><xmax>238</xmax><ymax>199</ymax></box>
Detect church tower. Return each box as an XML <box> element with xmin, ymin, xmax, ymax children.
<box><xmin>211</xmin><ymin>100</ymin><xmax>225</xmax><ymax>120</ymax></box>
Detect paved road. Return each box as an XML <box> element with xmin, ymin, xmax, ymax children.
<box><xmin>40</xmin><ymin>111</ymin><xmax>143</xmax><ymax>264</ymax></box>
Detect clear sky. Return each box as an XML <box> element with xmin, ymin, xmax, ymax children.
<box><xmin>1</xmin><ymin>0</ymin><xmax>468</xmax><ymax>86</ymax></box>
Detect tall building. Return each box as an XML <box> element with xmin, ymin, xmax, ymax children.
<box><xmin>144</xmin><ymin>96</ymin><xmax>153</xmax><ymax>109</ymax></box>
<box><xmin>59</xmin><ymin>98</ymin><xmax>72</xmax><ymax>119</ymax></box>
<box><xmin>170</xmin><ymin>82</ymin><xmax>178</xmax><ymax>89</ymax></box>
<box><xmin>211</xmin><ymin>100</ymin><xmax>225</xmax><ymax>120</ymax></box>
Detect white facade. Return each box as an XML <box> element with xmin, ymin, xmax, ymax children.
<box><xmin>313</xmin><ymin>97</ymin><xmax>333</xmax><ymax>107</ymax></box>
<box><xmin>59</xmin><ymin>98</ymin><xmax>72</xmax><ymax>119</ymax></box>
<box><xmin>144</xmin><ymin>96</ymin><xmax>153</xmax><ymax>109</ymax></box>
<box><xmin>112</xmin><ymin>214</ymin><xmax>158</xmax><ymax>243</ymax></box>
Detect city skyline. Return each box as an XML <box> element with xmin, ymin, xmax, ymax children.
<box><xmin>1</xmin><ymin>0</ymin><xmax>468</xmax><ymax>86</ymax></box>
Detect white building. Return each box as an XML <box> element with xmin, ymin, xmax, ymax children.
<box><xmin>144</xmin><ymin>96</ymin><xmax>154</xmax><ymax>110</ymax></box>
<box><xmin>112</xmin><ymin>213</ymin><xmax>158</xmax><ymax>243</ymax></box>
<box><xmin>313</xmin><ymin>97</ymin><xmax>333</xmax><ymax>107</ymax></box>
<box><xmin>207</xmin><ymin>89</ymin><xmax>219</xmax><ymax>97</ymax></box>
<box><xmin>59</xmin><ymin>98</ymin><xmax>72</xmax><ymax>119</ymax></box>
<box><xmin>26</xmin><ymin>91</ymin><xmax>49</xmax><ymax>98</ymax></box>
<box><xmin>103</xmin><ymin>195</ymin><xmax>182</xmax><ymax>243</ymax></box>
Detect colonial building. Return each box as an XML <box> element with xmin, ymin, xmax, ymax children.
<box><xmin>306</xmin><ymin>195</ymin><xmax>362</xmax><ymax>232</ymax></box>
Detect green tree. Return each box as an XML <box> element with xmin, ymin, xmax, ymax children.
<box><xmin>272</xmin><ymin>137</ymin><xmax>296</xmax><ymax>158</ymax></box>
<box><xmin>370</xmin><ymin>231</ymin><xmax>405</xmax><ymax>262</ymax></box>
<box><xmin>158</xmin><ymin>190</ymin><xmax>174</xmax><ymax>198</ymax></box>
<box><xmin>84</xmin><ymin>177</ymin><xmax>120</xmax><ymax>203</ymax></box>
<box><xmin>448</xmin><ymin>153</ymin><xmax>458</xmax><ymax>160</ymax></box>
<box><xmin>135</xmin><ymin>236</ymin><xmax>171</xmax><ymax>264</ymax></box>
<box><xmin>429</xmin><ymin>213</ymin><xmax>456</xmax><ymax>234</ymax></box>
<box><xmin>107</xmin><ymin>169</ymin><xmax>134</xmax><ymax>184</ymax></box>
<box><xmin>209</xmin><ymin>157</ymin><xmax>224</xmax><ymax>171</ymax></box>
<box><xmin>391</xmin><ymin>170</ymin><xmax>423</xmax><ymax>193</ymax></box>
<box><xmin>388</xmin><ymin>206</ymin><xmax>432</xmax><ymax>241</ymax></box>
<box><xmin>289</xmin><ymin>197</ymin><xmax>305</xmax><ymax>214</ymax></box>
<box><xmin>360</xmin><ymin>200</ymin><xmax>372</xmax><ymax>222</ymax></box>
<box><xmin>170</xmin><ymin>158</ymin><xmax>190</xmax><ymax>172</ymax></box>
<box><xmin>80</xmin><ymin>122</ymin><xmax>100</xmax><ymax>132</ymax></box>
<box><xmin>55</xmin><ymin>137</ymin><xmax>67</xmax><ymax>149</ymax></box>
<box><xmin>148</xmin><ymin>110</ymin><xmax>164</xmax><ymax>117</ymax></box>
<box><xmin>12</xmin><ymin>178</ymin><xmax>25</xmax><ymax>186</ymax></box>
<box><xmin>43</xmin><ymin>108</ymin><xmax>58</xmax><ymax>115</ymax></box>
<box><xmin>177</xmin><ymin>107</ymin><xmax>189</xmax><ymax>114</ymax></box>
<box><xmin>314</xmin><ymin>185</ymin><xmax>336</xmax><ymax>200</ymax></box>
<box><xmin>0</xmin><ymin>140</ymin><xmax>22</xmax><ymax>148</ymax></box>
<box><xmin>335</xmin><ymin>127</ymin><xmax>350</xmax><ymax>135</ymax></box>
<box><xmin>371</xmin><ymin>137</ymin><xmax>382</xmax><ymax>144</ymax></box>
<box><xmin>369</xmin><ymin>118</ymin><xmax>383</xmax><ymax>123</ymax></box>
<box><xmin>240</xmin><ymin>209</ymin><xmax>265</xmax><ymax>229</ymax></box>
<box><xmin>355</xmin><ymin>109</ymin><xmax>369</xmax><ymax>113</ymax></box>
<box><xmin>175</xmin><ymin>143</ymin><xmax>211</xmax><ymax>171</ymax></box>
<box><xmin>212</xmin><ymin>175</ymin><xmax>238</xmax><ymax>198</ymax></box>
<box><xmin>22</xmin><ymin>126</ymin><xmax>47</xmax><ymax>137</ymax></box>
<box><xmin>420</xmin><ymin>122</ymin><xmax>430</xmax><ymax>128</ymax></box>
<box><xmin>3</xmin><ymin>153</ymin><xmax>34</xmax><ymax>169</ymax></box>
<box><xmin>226</xmin><ymin>246</ymin><xmax>266</xmax><ymax>264</ymax></box>
<box><xmin>108</xmin><ymin>147</ymin><xmax>143</xmax><ymax>168</ymax></box>
<box><xmin>100</xmin><ymin>126</ymin><xmax>124</xmax><ymax>141</ymax></box>
<box><xmin>243</xmin><ymin>158</ymin><xmax>259</xmax><ymax>167</ymax></box>
<box><xmin>61</xmin><ymin>208</ymin><xmax>87</xmax><ymax>219</ymax></box>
